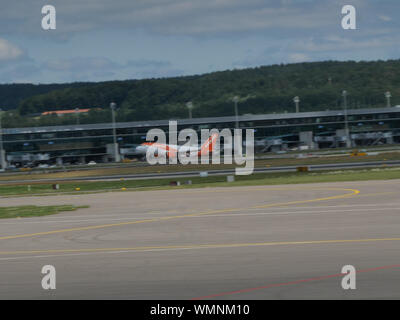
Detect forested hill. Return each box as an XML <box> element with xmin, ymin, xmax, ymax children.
<box><xmin>1</xmin><ymin>59</ymin><xmax>400</xmax><ymax>128</ymax></box>
<box><xmin>0</xmin><ymin>82</ymin><xmax>94</xmax><ymax>111</ymax></box>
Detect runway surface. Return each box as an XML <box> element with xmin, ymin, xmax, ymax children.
<box><xmin>0</xmin><ymin>180</ymin><xmax>399</xmax><ymax>299</ymax></box>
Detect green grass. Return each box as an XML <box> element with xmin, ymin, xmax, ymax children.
<box><xmin>1</xmin><ymin>151</ymin><xmax>399</xmax><ymax>182</ymax></box>
<box><xmin>1</xmin><ymin>166</ymin><xmax>400</xmax><ymax>196</ymax></box>
<box><xmin>0</xmin><ymin>205</ymin><xmax>89</xmax><ymax>219</ymax></box>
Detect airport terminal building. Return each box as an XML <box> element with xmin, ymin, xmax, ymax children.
<box><xmin>3</xmin><ymin>106</ymin><xmax>400</xmax><ymax>165</ymax></box>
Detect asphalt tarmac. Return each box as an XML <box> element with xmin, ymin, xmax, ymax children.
<box><xmin>0</xmin><ymin>179</ymin><xmax>399</xmax><ymax>299</ymax></box>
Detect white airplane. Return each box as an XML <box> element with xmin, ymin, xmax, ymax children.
<box><xmin>135</xmin><ymin>133</ymin><xmax>219</xmax><ymax>159</ymax></box>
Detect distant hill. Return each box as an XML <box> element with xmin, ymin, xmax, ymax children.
<box><xmin>1</xmin><ymin>59</ymin><xmax>400</xmax><ymax>128</ymax></box>
<box><xmin>0</xmin><ymin>82</ymin><xmax>95</xmax><ymax>111</ymax></box>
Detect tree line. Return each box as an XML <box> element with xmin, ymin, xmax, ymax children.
<box><xmin>1</xmin><ymin>59</ymin><xmax>399</xmax><ymax>128</ymax></box>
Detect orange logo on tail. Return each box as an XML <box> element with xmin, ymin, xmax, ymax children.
<box><xmin>199</xmin><ymin>133</ymin><xmax>218</xmax><ymax>156</ymax></box>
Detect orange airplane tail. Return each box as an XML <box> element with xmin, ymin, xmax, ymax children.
<box><xmin>199</xmin><ymin>133</ymin><xmax>219</xmax><ymax>156</ymax></box>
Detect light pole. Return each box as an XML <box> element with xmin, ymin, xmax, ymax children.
<box><xmin>75</xmin><ymin>107</ymin><xmax>80</xmax><ymax>125</ymax></box>
<box><xmin>342</xmin><ymin>90</ymin><xmax>352</xmax><ymax>148</ymax></box>
<box><xmin>0</xmin><ymin>109</ymin><xmax>6</xmax><ymax>170</ymax></box>
<box><xmin>385</xmin><ymin>91</ymin><xmax>392</xmax><ymax>108</ymax></box>
<box><xmin>293</xmin><ymin>96</ymin><xmax>300</xmax><ymax>113</ymax></box>
<box><xmin>186</xmin><ymin>101</ymin><xmax>193</xmax><ymax>119</ymax></box>
<box><xmin>233</xmin><ymin>96</ymin><xmax>240</xmax><ymax>129</ymax></box>
<box><xmin>110</xmin><ymin>102</ymin><xmax>120</xmax><ymax>162</ymax></box>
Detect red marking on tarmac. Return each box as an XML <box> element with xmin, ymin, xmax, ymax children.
<box><xmin>191</xmin><ymin>264</ymin><xmax>400</xmax><ymax>300</ymax></box>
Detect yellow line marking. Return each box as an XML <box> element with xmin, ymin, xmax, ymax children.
<box><xmin>251</xmin><ymin>188</ymin><xmax>360</xmax><ymax>209</ymax></box>
<box><xmin>351</xmin><ymin>191</ymin><xmax>396</xmax><ymax>198</ymax></box>
<box><xmin>0</xmin><ymin>237</ymin><xmax>398</xmax><ymax>256</ymax></box>
<box><xmin>0</xmin><ymin>188</ymin><xmax>360</xmax><ymax>241</ymax></box>
<box><xmin>178</xmin><ymin>186</ymin><xmax>357</xmax><ymax>194</ymax></box>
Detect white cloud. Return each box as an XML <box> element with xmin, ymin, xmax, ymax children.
<box><xmin>37</xmin><ymin>56</ymin><xmax>182</xmax><ymax>82</ymax></box>
<box><xmin>0</xmin><ymin>0</ymin><xmax>348</xmax><ymax>37</ymax></box>
<box><xmin>378</xmin><ymin>15</ymin><xmax>392</xmax><ymax>22</ymax></box>
<box><xmin>44</xmin><ymin>57</ymin><xmax>119</xmax><ymax>72</ymax></box>
<box><xmin>292</xmin><ymin>34</ymin><xmax>400</xmax><ymax>53</ymax></box>
<box><xmin>288</xmin><ymin>53</ymin><xmax>310</xmax><ymax>63</ymax></box>
<box><xmin>0</xmin><ymin>39</ymin><xmax>23</xmax><ymax>61</ymax></box>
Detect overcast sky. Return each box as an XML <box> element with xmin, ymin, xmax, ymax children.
<box><xmin>0</xmin><ymin>0</ymin><xmax>399</xmax><ymax>84</ymax></box>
